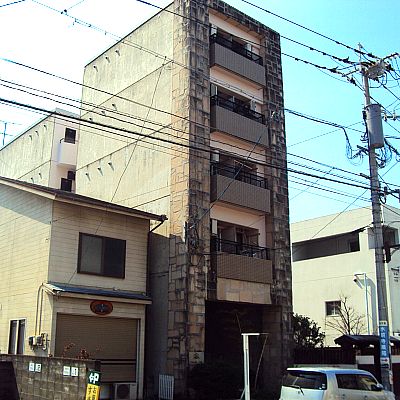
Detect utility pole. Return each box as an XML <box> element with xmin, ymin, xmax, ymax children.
<box><xmin>360</xmin><ymin>52</ymin><xmax>392</xmax><ymax>391</ymax></box>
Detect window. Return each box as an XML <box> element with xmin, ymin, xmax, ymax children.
<box><xmin>60</xmin><ymin>178</ymin><xmax>72</xmax><ymax>192</ymax></box>
<box><xmin>8</xmin><ymin>319</ymin><xmax>26</xmax><ymax>354</ymax></box>
<box><xmin>64</xmin><ymin>128</ymin><xmax>76</xmax><ymax>144</ymax></box>
<box><xmin>336</xmin><ymin>374</ymin><xmax>359</xmax><ymax>390</ymax></box>
<box><xmin>348</xmin><ymin>240</ymin><xmax>360</xmax><ymax>252</ymax></box>
<box><xmin>326</xmin><ymin>300</ymin><xmax>341</xmax><ymax>316</ymax></box>
<box><xmin>336</xmin><ymin>374</ymin><xmax>378</xmax><ymax>391</ymax></box>
<box><xmin>78</xmin><ymin>233</ymin><xmax>126</xmax><ymax>278</ymax></box>
<box><xmin>282</xmin><ymin>371</ymin><xmax>327</xmax><ymax>390</ymax></box>
<box><xmin>357</xmin><ymin>374</ymin><xmax>378</xmax><ymax>391</ymax></box>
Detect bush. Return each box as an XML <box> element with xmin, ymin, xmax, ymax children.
<box><xmin>188</xmin><ymin>360</ymin><xmax>243</xmax><ymax>399</ymax></box>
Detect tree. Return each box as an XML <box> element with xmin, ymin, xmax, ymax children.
<box><xmin>325</xmin><ymin>294</ymin><xmax>365</xmax><ymax>335</ymax></box>
<box><xmin>293</xmin><ymin>313</ymin><xmax>325</xmax><ymax>348</ymax></box>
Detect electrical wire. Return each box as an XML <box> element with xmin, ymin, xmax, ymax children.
<box><xmin>236</xmin><ymin>0</ymin><xmax>379</xmax><ymax>59</ymax></box>
<box><xmin>0</xmin><ymin>97</ymin><xmax>377</xmax><ymax>193</ymax></box>
<box><xmin>1</xmin><ymin>75</ymin><xmax>381</xmax><ymax>188</ymax></box>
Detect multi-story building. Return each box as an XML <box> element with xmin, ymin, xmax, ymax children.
<box><xmin>0</xmin><ymin>175</ymin><xmax>165</xmax><ymax>399</ymax></box>
<box><xmin>0</xmin><ymin>109</ymin><xmax>79</xmax><ymax>192</ymax></box>
<box><xmin>291</xmin><ymin>205</ymin><xmax>400</xmax><ymax>346</ymax></box>
<box><xmin>74</xmin><ymin>0</ymin><xmax>291</xmax><ymax>396</ymax></box>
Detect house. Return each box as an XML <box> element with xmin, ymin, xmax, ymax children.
<box><xmin>0</xmin><ymin>109</ymin><xmax>79</xmax><ymax>192</ymax></box>
<box><xmin>73</xmin><ymin>0</ymin><xmax>292</xmax><ymax>396</ymax></box>
<box><xmin>291</xmin><ymin>205</ymin><xmax>400</xmax><ymax>346</ymax></box>
<box><xmin>0</xmin><ymin>176</ymin><xmax>166</xmax><ymax>399</ymax></box>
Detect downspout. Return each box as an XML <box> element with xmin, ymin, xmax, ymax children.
<box><xmin>144</xmin><ymin>214</ymin><xmax>167</xmax><ymax>397</ymax></box>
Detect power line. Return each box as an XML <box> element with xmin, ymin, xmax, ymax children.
<box><xmin>0</xmin><ymin>97</ymin><xmax>377</xmax><ymax>193</ymax></box>
<box><xmin>2</xmin><ymin>74</ymin><xmax>380</xmax><ymax>188</ymax></box>
<box><xmin>0</xmin><ymin>0</ymin><xmax>25</xmax><ymax>8</ymax></box>
<box><xmin>237</xmin><ymin>0</ymin><xmax>379</xmax><ymax>59</ymax></box>
<box><xmin>134</xmin><ymin>0</ymin><xmax>358</xmax><ymax>67</ymax></box>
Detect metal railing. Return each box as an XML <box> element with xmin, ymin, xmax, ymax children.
<box><xmin>210</xmin><ymin>95</ymin><xmax>265</xmax><ymax>124</ymax></box>
<box><xmin>211</xmin><ymin>237</ymin><xmax>270</xmax><ymax>260</ymax></box>
<box><xmin>211</xmin><ymin>162</ymin><xmax>268</xmax><ymax>189</ymax></box>
<box><xmin>210</xmin><ymin>33</ymin><xmax>263</xmax><ymax>65</ymax></box>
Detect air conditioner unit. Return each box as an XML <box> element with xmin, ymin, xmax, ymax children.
<box><xmin>114</xmin><ymin>383</ymin><xmax>137</xmax><ymax>400</ymax></box>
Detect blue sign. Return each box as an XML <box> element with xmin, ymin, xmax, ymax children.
<box><xmin>379</xmin><ymin>322</ymin><xmax>390</xmax><ymax>360</ymax></box>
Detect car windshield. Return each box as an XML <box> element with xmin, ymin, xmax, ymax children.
<box><xmin>282</xmin><ymin>371</ymin><xmax>327</xmax><ymax>390</ymax></box>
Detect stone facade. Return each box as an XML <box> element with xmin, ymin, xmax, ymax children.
<box><xmin>168</xmin><ymin>0</ymin><xmax>211</xmax><ymax>393</ymax></box>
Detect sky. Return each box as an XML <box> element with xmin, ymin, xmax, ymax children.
<box><xmin>0</xmin><ymin>0</ymin><xmax>399</xmax><ymax>224</ymax></box>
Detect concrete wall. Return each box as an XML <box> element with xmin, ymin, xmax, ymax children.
<box><xmin>0</xmin><ymin>354</ymin><xmax>95</xmax><ymax>400</ymax></box>
<box><xmin>0</xmin><ymin>185</ymin><xmax>52</xmax><ymax>355</ymax></box>
<box><xmin>76</xmin><ymin>9</ymin><xmax>173</xmax><ymax>217</ymax></box>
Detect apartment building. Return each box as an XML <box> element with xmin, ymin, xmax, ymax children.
<box><xmin>0</xmin><ymin>109</ymin><xmax>79</xmax><ymax>192</ymax></box>
<box><xmin>291</xmin><ymin>206</ymin><xmax>400</xmax><ymax>346</ymax></box>
<box><xmin>0</xmin><ymin>176</ymin><xmax>165</xmax><ymax>399</ymax></box>
<box><xmin>74</xmin><ymin>0</ymin><xmax>291</xmax><ymax>396</ymax></box>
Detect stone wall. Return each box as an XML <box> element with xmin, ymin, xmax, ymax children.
<box><xmin>167</xmin><ymin>0</ymin><xmax>210</xmax><ymax>395</ymax></box>
<box><xmin>0</xmin><ymin>354</ymin><xmax>96</xmax><ymax>400</ymax></box>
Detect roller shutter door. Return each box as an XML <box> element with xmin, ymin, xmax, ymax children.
<box><xmin>55</xmin><ymin>313</ymin><xmax>137</xmax><ymax>382</ymax></box>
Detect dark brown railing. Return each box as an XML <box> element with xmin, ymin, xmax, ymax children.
<box><xmin>210</xmin><ymin>33</ymin><xmax>263</xmax><ymax>65</ymax></box>
<box><xmin>211</xmin><ymin>162</ymin><xmax>268</xmax><ymax>189</ymax></box>
<box><xmin>211</xmin><ymin>236</ymin><xmax>270</xmax><ymax>260</ymax></box>
<box><xmin>210</xmin><ymin>94</ymin><xmax>265</xmax><ymax>124</ymax></box>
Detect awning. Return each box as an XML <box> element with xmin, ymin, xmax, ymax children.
<box><xmin>45</xmin><ymin>282</ymin><xmax>151</xmax><ymax>303</ymax></box>
<box><xmin>335</xmin><ymin>334</ymin><xmax>400</xmax><ymax>348</ymax></box>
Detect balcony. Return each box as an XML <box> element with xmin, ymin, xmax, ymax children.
<box><xmin>210</xmin><ymin>95</ymin><xmax>269</xmax><ymax>146</ymax></box>
<box><xmin>210</xmin><ymin>237</ymin><xmax>272</xmax><ymax>284</ymax></box>
<box><xmin>210</xmin><ymin>163</ymin><xmax>271</xmax><ymax>212</ymax></box>
<box><xmin>210</xmin><ymin>33</ymin><xmax>266</xmax><ymax>86</ymax></box>
<box><xmin>57</xmin><ymin>139</ymin><xmax>77</xmax><ymax>167</ymax></box>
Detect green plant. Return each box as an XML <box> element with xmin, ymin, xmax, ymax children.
<box><xmin>293</xmin><ymin>313</ymin><xmax>325</xmax><ymax>349</ymax></box>
<box><xmin>188</xmin><ymin>360</ymin><xmax>243</xmax><ymax>399</ymax></box>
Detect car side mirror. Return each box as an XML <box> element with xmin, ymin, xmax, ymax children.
<box><xmin>371</xmin><ymin>383</ymin><xmax>384</xmax><ymax>392</ymax></box>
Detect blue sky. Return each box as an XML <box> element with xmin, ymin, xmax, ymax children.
<box><xmin>0</xmin><ymin>0</ymin><xmax>399</xmax><ymax>223</ymax></box>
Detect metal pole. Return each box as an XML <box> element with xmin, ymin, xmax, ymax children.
<box><xmin>243</xmin><ymin>334</ymin><xmax>250</xmax><ymax>400</ymax></box>
<box><xmin>362</xmin><ymin>68</ymin><xmax>392</xmax><ymax>391</ymax></box>
<box><xmin>363</xmin><ymin>273</ymin><xmax>370</xmax><ymax>335</ymax></box>
<box><xmin>242</xmin><ymin>333</ymin><xmax>260</xmax><ymax>400</ymax></box>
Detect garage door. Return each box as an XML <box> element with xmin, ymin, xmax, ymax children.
<box><xmin>55</xmin><ymin>314</ymin><xmax>137</xmax><ymax>382</ymax></box>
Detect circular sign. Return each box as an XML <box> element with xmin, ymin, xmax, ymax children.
<box><xmin>90</xmin><ymin>300</ymin><xmax>113</xmax><ymax>316</ymax></box>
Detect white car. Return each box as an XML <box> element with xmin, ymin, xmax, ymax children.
<box><xmin>279</xmin><ymin>367</ymin><xmax>395</xmax><ymax>400</ymax></box>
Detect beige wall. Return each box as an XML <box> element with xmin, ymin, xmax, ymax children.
<box><xmin>48</xmin><ymin>201</ymin><xmax>149</xmax><ymax>293</ymax></box>
<box><xmin>209</xmin><ymin>11</ymin><xmax>261</xmax><ymax>51</ymax></box>
<box><xmin>0</xmin><ymin>185</ymin><xmax>52</xmax><ymax>354</ymax></box>
<box><xmin>81</xmin><ymin>8</ymin><xmax>173</xmax><ymax>108</ymax></box>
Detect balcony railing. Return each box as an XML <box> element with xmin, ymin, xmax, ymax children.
<box><xmin>211</xmin><ymin>162</ymin><xmax>268</xmax><ymax>189</ymax></box>
<box><xmin>211</xmin><ymin>236</ymin><xmax>270</xmax><ymax>260</ymax></box>
<box><xmin>210</xmin><ymin>95</ymin><xmax>265</xmax><ymax>125</ymax></box>
<box><xmin>210</xmin><ymin>33</ymin><xmax>263</xmax><ymax>65</ymax></box>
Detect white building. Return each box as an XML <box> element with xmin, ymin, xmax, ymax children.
<box><xmin>291</xmin><ymin>205</ymin><xmax>400</xmax><ymax>345</ymax></box>
<box><xmin>0</xmin><ymin>109</ymin><xmax>79</xmax><ymax>192</ymax></box>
